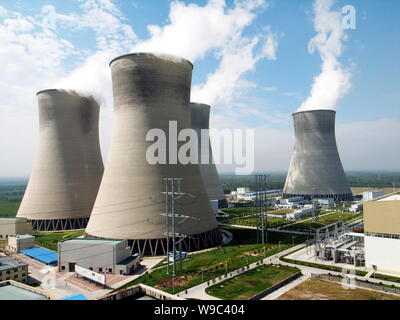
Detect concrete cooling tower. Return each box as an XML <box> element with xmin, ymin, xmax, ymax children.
<box><xmin>17</xmin><ymin>89</ymin><xmax>104</xmax><ymax>231</ymax></box>
<box><xmin>189</xmin><ymin>103</ymin><xmax>227</xmax><ymax>208</ymax></box>
<box><xmin>85</xmin><ymin>53</ymin><xmax>221</xmax><ymax>256</ymax></box>
<box><xmin>283</xmin><ymin>109</ymin><xmax>353</xmax><ymax>201</ymax></box>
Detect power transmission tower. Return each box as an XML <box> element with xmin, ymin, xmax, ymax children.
<box><xmin>162</xmin><ymin>178</ymin><xmax>199</xmax><ymax>276</ymax></box>
<box><xmin>255</xmin><ymin>175</ymin><xmax>268</xmax><ymax>244</ymax></box>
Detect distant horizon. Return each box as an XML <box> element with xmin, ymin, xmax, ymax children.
<box><xmin>2</xmin><ymin>169</ymin><xmax>400</xmax><ymax>181</ymax></box>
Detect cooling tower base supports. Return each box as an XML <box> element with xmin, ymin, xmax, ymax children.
<box><xmin>282</xmin><ymin>193</ymin><xmax>354</xmax><ymax>202</ymax></box>
<box><xmin>86</xmin><ymin>228</ymin><xmax>222</xmax><ymax>257</ymax></box>
<box><xmin>29</xmin><ymin>217</ymin><xmax>89</xmax><ymax>231</ymax></box>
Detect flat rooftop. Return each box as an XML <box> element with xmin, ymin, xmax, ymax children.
<box><xmin>0</xmin><ymin>283</ymin><xmax>48</xmax><ymax>300</ymax></box>
<box><xmin>9</xmin><ymin>234</ymin><xmax>34</xmax><ymax>239</ymax></box>
<box><xmin>0</xmin><ymin>256</ymin><xmax>27</xmax><ymax>272</ymax></box>
<box><xmin>63</xmin><ymin>238</ymin><xmax>123</xmax><ymax>245</ymax></box>
<box><xmin>378</xmin><ymin>193</ymin><xmax>400</xmax><ymax>201</ymax></box>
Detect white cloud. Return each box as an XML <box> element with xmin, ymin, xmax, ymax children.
<box><xmin>132</xmin><ymin>0</ymin><xmax>278</xmax><ymax>109</ymax></box>
<box><xmin>299</xmin><ymin>0</ymin><xmax>352</xmax><ymax>111</ymax></box>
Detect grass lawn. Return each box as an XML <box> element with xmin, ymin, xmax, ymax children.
<box><xmin>222</xmin><ymin>226</ymin><xmax>309</xmax><ymax>245</ymax></box>
<box><xmin>225</xmin><ymin>216</ymin><xmax>291</xmax><ymax>229</ymax></box>
<box><xmin>278</xmin><ymin>278</ymin><xmax>400</xmax><ymax>300</ymax></box>
<box><xmin>33</xmin><ymin>230</ymin><xmax>85</xmax><ymax>251</ymax></box>
<box><xmin>206</xmin><ymin>264</ymin><xmax>300</xmax><ymax>300</ymax></box>
<box><xmin>283</xmin><ymin>212</ymin><xmax>362</xmax><ymax>232</ymax></box>
<box><xmin>119</xmin><ymin>243</ymin><xmax>292</xmax><ymax>293</ymax></box>
<box><xmin>0</xmin><ymin>198</ymin><xmax>21</xmax><ymax>217</ymax></box>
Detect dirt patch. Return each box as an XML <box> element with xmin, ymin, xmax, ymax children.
<box><xmin>247</xmin><ymin>280</ymin><xmax>262</xmax><ymax>286</ymax></box>
<box><xmin>278</xmin><ymin>278</ymin><xmax>400</xmax><ymax>300</ymax></box>
<box><xmin>157</xmin><ymin>276</ymin><xmax>188</xmax><ymax>289</ymax></box>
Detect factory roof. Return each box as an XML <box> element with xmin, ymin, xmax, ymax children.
<box><xmin>8</xmin><ymin>234</ymin><xmax>34</xmax><ymax>239</ymax></box>
<box><xmin>59</xmin><ymin>294</ymin><xmax>88</xmax><ymax>300</ymax></box>
<box><xmin>21</xmin><ymin>247</ymin><xmax>58</xmax><ymax>265</ymax></box>
<box><xmin>62</xmin><ymin>238</ymin><xmax>123</xmax><ymax>244</ymax></box>
<box><xmin>0</xmin><ymin>282</ymin><xmax>49</xmax><ymax>300</ymax></box>
<box><xmin>0</xmin><ymin>256</ymin><xmax>28</xmax><ymax>272</ymax></box>
<box><xmin>377</xmin><ymin>192</ymin><xmax>400</xmax><ymax>202</ymax></box>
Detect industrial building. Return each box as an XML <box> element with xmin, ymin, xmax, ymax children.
<box><xmin>0</xmin><ymin>280</ymin><xmax>51</xmax><ymax>300</ymax></box>
<box><xmin>283</xmin><ymin>110</ymin><xmax>353</xmax><ymax>201</ymax></box>
<box><xmin>0</xmin><ymin>256</ymin><xmax>28</xmax><ymax>283</ymax></box>
<box><xmin>85</xmin><ymin>53</ymin><xmax>221</xmax><ymax>256</ymax></box>
<box><xmin>58</xmin><ymin>238</ymin><xmax>140</xmax><ymax>275</ymax></box>
<box><xmin>364</xmin><ymin>193</ymin><xmax>400</xmax><ymax>274</ymax></box>
<box><xmin>363</xmin><ymin>191</ymin><xmax>385</xmax><ymax>202</ymax></box>
<box><xmin>17</xmin><ymin>89</ymin><xmax>104</xmax><ymax>231</ymax></box>
<box><xmin>189</xmin><ymin>103</ymin><xmax>227</xmax><ymax>208</ymax></box>
<box><xmin>0</xmin><ymin>218</ymin><xmax>32</xmax><ymax>238</ymax></box>
<box><xmin>6</xmin><ymin>234</ymin><xmax>35</xmax><ymax>253</ymax></box>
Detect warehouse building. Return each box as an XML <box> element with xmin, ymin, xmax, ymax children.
<box><xmin>0</xmin><ymin>280</ymin><xmax>51</xmax><ymax>300</ymax></box>
<box><xmin>363</xmin><ymin>191</ymin><xmax>385</xmax><ymax>202</ymax></box>
<box><xmin>0</xmin><ymin>256</ymin><xmax>28</xmax><ymax>284</ymax></box>
<box><xmin>364</xmin><ymin>193</ymin><xmax>400</xmax><ymax>274</ymax></box>
<box><xmin>58</xmin><ymin>239</ymin><xmax>140</xmax><ymax>275</ymax></box>
<box><xmin>6</xmin><ymin>234</ymin><xmax>35</xmax><ymax>253</ymax></box>
<box><xmin>0</xmin><ymin>218</ymin><xmax>33</xmax><ymax>239</ymax></box>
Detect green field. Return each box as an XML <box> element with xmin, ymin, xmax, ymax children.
<box><xmin>0</xmin><ymin>198</ymin><xmax>21</xmax><ymax>217</ymax></box>
<box><xmin>225</xmin><ymin>216</ymin><xmax>292</xmax><ymax>229</ymax></box>
<box><xmin>283</xmin><ymin>212</ymin><xmax>362</xmax><ymax>232</ymax></box>
<box><xmin>0</xmin><ymin>180</ymin><xmax>26</xmax><ymax>217</ymax></box>
<box><xmin>222</xmin><ymin>226</ymin><xmax>309</xmax><ymax>245</ymax></box>
<box><xmin>33</xmin><ymin>230</ymin><xmax>85</xmax><ymax>251</ymax></box>
<box><xmin>119</xmin><ymin>243</ymin><xmax>292</xmax><ymax>293</ymax></box>
<box><xmin>206</xmin><ymin>264</ymin><xmax>300</xmax><ymax>300</ymax></box>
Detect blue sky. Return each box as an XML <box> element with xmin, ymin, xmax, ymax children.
<box><xmin>0</xmin><ymin>0</ymin><xmax>399</xmax><ymax>176</ymax></box>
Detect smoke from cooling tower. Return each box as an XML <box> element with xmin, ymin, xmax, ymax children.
<box><xmin>298</xmin><ymin>0</ymin><xmax>352</xmax><ymax>112</ymax></box>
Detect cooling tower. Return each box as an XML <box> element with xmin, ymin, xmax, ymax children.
<box><xmin>17</xmin><ymin>89</ymin><xmax>104</xmax><ymax>230</ymax></box>
<box><xmin>283</xmin><ymin>109</ymin><xmax>353</xmax><ymax>201</ymax></box>
<box><xmin>189</xmin><ymin>103</ymin><xmax>227</xmax><ymax>208</ymax></box>
<box><xmin>85</xmin><ymin>53</ymin><xmax>221</xmax><ymax>256</ymax></box>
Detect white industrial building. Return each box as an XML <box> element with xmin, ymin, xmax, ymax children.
<box><xmin>6</xmin><ymin>234</ymin><xmax>35</xmax><ymax>253</ymax></box>
<box><xmin>364</xmin><ymin>193</ymin><xmax>400</xmax><ymax>274</ymax></box>
<box><xmin>0</xmin><ymin>218</ymin><xmax>33</xmax><ymax>239</ymax></box>
<box><xmin>363</xmin><ymin>191</ymin><xmax>385</xmax><ymax>202</ymax></box>
<box><xmin>349</xmin><ymin>203</ymin><xmax>363</xmax><ymax>212</ymax></box>
<box><xmin>58</xmin><ymin>239</ymin><xmax>141</xmax><ymax>275</ymax></box>
<box><xmin>316</xmin><ymin>198</ymin><xmax>335</xmax><ymax>207</ymax></box>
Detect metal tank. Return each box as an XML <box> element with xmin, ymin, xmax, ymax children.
<box><xmin>17</xmin><ymin>89</ymin><xmax>104</xmax><ymax>230</ymax></box>
<box><xmin>85</xmin><ymin>53</ymin><xmax>221</xmax><ymax>256</ymax></box>
<box><xmin>189</xmin><ymin>103</ymin><xmax>227</xmax><ymax>208</ymax></box>
<box><xmin>283</xmin><ymin>109</ymin><xmax>353</xmax><ymax>201</ymax></box>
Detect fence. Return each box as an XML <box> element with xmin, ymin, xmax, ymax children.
<box><xmin>249</xmin><ymin>272</ymin><xmax>302</xmax><ymax>300</ymax></box>
<box><xmin>311</xmin><ymin>273</ymin><xmax>400</xmax><ymax>295</ymax></box>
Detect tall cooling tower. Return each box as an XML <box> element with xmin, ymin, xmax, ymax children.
<box><xmin>283</xmin><ymin>109</ymin><xmax>353</xmax><ymax>201</ymax></box>
<box><xmin>85</xmin><ymin>53</ymin><xmax>221</xmax><ymax>256</ymax></box>
<box><xmin>189</xmin><ymin>103</ymin><xmax>227</xmax><ymax>208</ymax></box>
<box><xmin>17</xmin><ymin>89</ymin><xmax>104</xmax><ymax>230</ymax></box>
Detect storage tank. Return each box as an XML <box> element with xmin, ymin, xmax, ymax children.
<box><xmin>189</xmin><ymin>103</ymin><xmax>227</xmax><ymax>208</ymax></box>
<box><xmin>283</xmin><ymin>109</ymin><xmax>353</xmax><ymax>201</ymax></box>
<box><xmin>17</xmin><ymin>89</ymin><xmax>104</xmax><ymax>230</ymax></box>
<box><xmin>85</xmin><ymin>53</ymin><xmax>221</xmax><ymax>256</ymax></box>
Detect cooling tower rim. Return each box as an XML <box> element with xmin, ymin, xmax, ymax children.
<box><xmin>36</xmin><ymin>89</ymin><xmax>98</xmax><ymax>101</ymax></box>
<box><xmin>189</xmin><ymin>102</ymin><xmax>211</xmax><ymax>109</ymax></box>
<box><xmin>292</xmin><ymin>109</ymin><xmax>336</xmax><ymax>116</ymax></box>
<box><xmin>109</xmin><ymin>52</ymin><xmax>194</xmax><ymax>69</ymax></box>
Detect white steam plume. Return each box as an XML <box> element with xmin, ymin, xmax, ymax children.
<box><xmin>298</xmin><ymin>0</ymin><xmax>351</xmax><ymax>112</ymax></box>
